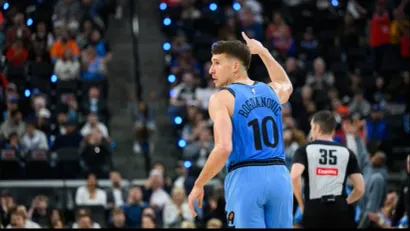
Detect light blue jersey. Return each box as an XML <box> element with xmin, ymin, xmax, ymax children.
<box><xmin>224</xmin><ymin>81</ymin><xmax>285</xmax><ymax>169</ymax></box>
<box><xmin>222</xmin><ymin>81</ymin><xmax>292</xmax><ymax>228</ymax></box>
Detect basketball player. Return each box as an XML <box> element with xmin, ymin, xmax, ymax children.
<box><xmin>187</xmin><ymin>32</ymin><xmax>294</xmax><ymax>228</ymax></box>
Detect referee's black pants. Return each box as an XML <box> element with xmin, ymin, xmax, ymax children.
<box><xmin>302</xmin><ymin>198</ymin><xmax>355</xmax><ymax>229</ymax></box>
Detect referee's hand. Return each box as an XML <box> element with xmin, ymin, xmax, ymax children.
<box><xmin>188</xmin><ymin>185</ymin><xmax>204</xmax><ymax>217</ymax></box>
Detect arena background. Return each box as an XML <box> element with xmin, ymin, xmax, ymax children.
<box><xmin>0</xmin><ymin>0</ymin><xmax>409</xmax><ymax>229</ymax></box>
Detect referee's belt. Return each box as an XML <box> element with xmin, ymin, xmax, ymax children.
<box><xmin>228</xmin><ymin>158</ymin><xmax>285</xmax><ymax>173</ymax></box>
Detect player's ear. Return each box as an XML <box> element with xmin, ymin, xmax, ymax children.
<box><xmin>232</xmin><ymin>59</ymin><xmax>240</xmax><ymax>73</ymax></box>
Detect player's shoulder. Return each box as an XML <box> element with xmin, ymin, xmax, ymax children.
<box><xmin>208</xmin><ymin>89</ymin><xmax>234</xmax><ymax>107</ymax></box>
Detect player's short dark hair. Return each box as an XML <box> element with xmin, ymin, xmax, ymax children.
<box><xmin>311</xmin><ymin>110</ymin><xmax>336</xmax><ymax>134</ymax></box>
<box><xmin>211</xmin><ymin>40</ymin><xmax>251</xmax><ymax>70</ymax></box>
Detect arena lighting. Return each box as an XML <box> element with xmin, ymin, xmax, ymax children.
<box><xmin>178</xmin><ymin>139</ymin><xmax>187</xmax><ymax>148</ymax></box>
<box><xmin>50</xmin><ymin>74</ymin><xmax>57</xmax><ymax>83</ymax></box>
<box><xmin>26</xmin><ymin>18</ymin><xmax>33</xmax><ymax>26</ymax></box>
<box><xmin>331</xmin><ymin>0</ymin><xmax>339</xmax><ymax>7</ymax></box>
<box><xmin>209</xmin><ymin>3</ymin><xmax>218</xmax><ymax>11</ymax></box>
<box><xmin>184</xmin><ymin>160</ymin><xmax>192</xmax><ymax>168</ymax></box>
<box><xmin>3</xmin><ymin>2</ymin><xmax>9</xmax><ymax>10</ymax></box>
<box><xmin>232</xmin><ymin>2</ymin><xmax>241</xmax><ymax>11</ymax></box>
<box><xmin>167</xmin><ymin>74</ymin><xmax>176</xmax><ymax>83</ymax></box>
<box><xmin>163</xmin><ymin>17</ymin><xmax>171</xmax><ymax>26</ymax></box>
<box><xmin>24</xmin><ymin>89</ymin><xmax>31</xmax><ymax>98</ymax></box>
<box><xmin>159</xmin><ymin>2</ymin><xmax>167</xmax><ymax>11</ymax></box>
<box><xmin>174</xmin><ymin>116</ymin><xmax>183</xmax><ymax>125</ymax></box>
<box><xmin>162</xmin><ymin>42</ymin><xmax>171</xmax><ymax>51</ymax></box>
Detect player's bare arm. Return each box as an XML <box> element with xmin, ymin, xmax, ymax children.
<box><xmin>242</xmin><ymin>32</ymin><xmax>293</xmax><ymax>104</ymax></box>
<box><xmin>291</xmin><ymin>163</ymin><xmax>305</xmax><ymax>213</ymax></box>
<box><xmin>346</xmin><ymin>173</ymin><xmax>365</xmax><ymax>204</ymax></box>
<box><xmin>188</xmin><ymin>90</ymin><xmax>233</xmax><ymax>217</ymax></box>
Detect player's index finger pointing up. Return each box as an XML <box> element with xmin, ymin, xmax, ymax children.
<box><xmin>241</xmin><ymin>31</ymin><xmax>249</xmax><ymax>42</ymax></box>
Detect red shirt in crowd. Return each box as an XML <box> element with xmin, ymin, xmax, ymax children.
<box><xmin>369</xmin><ymin>11</ymin><xmax>391</xmax><ymax>47</ymax></box>
<box><xmin>6</xmin><ymin>46</ymin><xmax>29</xmax><ymax>67</ymax></box>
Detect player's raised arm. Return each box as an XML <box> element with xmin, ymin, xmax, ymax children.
<box><xmin>241</xmin><ymin>32</ymin><xmax>293</xmax><ymax>104</ymax></box>
<box><xmin>188</xmin><ymin>90</ymin><xmax>233</xmax><ymax>217</ymax></box>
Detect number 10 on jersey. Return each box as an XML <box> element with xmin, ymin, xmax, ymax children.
<box><xmin>248</xmin><ymin>116</ymin><xmax>279</xmax><ymax>150</ymax></box>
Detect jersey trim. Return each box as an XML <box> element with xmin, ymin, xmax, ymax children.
<box><xmin>221</xmin><ymin>87</ymin><xmax>235</xmax><ymax>97</ymax></box>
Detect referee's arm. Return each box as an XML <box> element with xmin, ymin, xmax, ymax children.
<box><xmin>291</xmin><ymin>147</ymin><xmax>306</xmax><ymax>213</ymax></box>
<box><xmin>346</xmin><ymin>150</ymin><xmax>365</xmax><ymax>205</ymax></box>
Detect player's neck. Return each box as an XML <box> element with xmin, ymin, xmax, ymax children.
<box><xmin>314</xmin><ymin>135</ymin><xmax>333</xmax><ymax>142</ymax></box>
<box><xmin>229</xmin><ymin>73</ymin><xmax>252</xmax><ymax>85</ymax></box>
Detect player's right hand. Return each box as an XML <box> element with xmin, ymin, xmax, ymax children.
<box><xmin>241</xmin><ymin>31</ymin><xmax>266</xmax><ymax>55</ymax></box>
<box><xmin>188</xmin><ymin>185</ymin><xmax>204</xmax><ymax>217</ymax></box>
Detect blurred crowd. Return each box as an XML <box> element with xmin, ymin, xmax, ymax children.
<box><xmin>1</xmin><ymin>162</ymin><xmax>226</xmax><ymax>229</ymax></box>
<box><xmin>0</xmin><ymin>0</ymin><xmax>118</xmax><ymax>180</ymax></box>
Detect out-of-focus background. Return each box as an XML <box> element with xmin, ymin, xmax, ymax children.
<box><xmin>0</xmin><ymin>0</ymin><xmax>409</xmax><ymax>229</ymax></box>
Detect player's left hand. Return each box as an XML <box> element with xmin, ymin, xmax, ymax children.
<box><xmin>188</xmin><ymin>185</ymin><xmax>204</xmax><ymax>217</ymax></box>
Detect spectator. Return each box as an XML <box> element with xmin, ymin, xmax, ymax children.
<box><xmin>6</xmin><ymin>209</ymin><xmax>25</xmax><ymax>229</ymax></box>
<box><xmin>6</xmin><ymin>40</ymin><xmax>29</xmax><ymax>68</ymax></box>
<box><xmin>15</xmin><ymin>205</ymin><xmax>41</xmax><ymax>228</ymax></box>
<box><xmin>20</xmin><ymin>120</ymin><xmax>49</xmax><ymax>152</ymax></box>
<box><xmin>87</xmin><ymin>28</ymin><xmax>112</xmax><ymax>63</ymax></box>
<box><xmin>369</xmin><ymin>1</ymin><xmax>391</xmax><ymax>71</ymax></box>
<box><xmin>52</xmin><ymin>111</ymin><xmax>68</xmax><ymax>137</ymax></box>
<box><xmin>108</xmin><ymin>207</ymin><xmax>126</xmax><ymax>228</ymax></box>
<box><xmin>265</xmin><ymin>11</ymin><xmax>294</xmax><ymax>57</ymax></box>
<box><xmin>0</xmin><ymin>191</ymin><xmax>16</xmax><ymax>228</ymax></box>
<box><xmin>49</xmin><ymin>209</ymin><xmax>65</xmax><ymax>228</ymax></box>
<box><xmin>365</xmin><ymin>105</ymin><xmax>388</xmax><ymax>145</ymax></box>
<box><xmin>106</xmin><ymin>171</ymin><xmax>128</xmax><ymax>209</ymax></box>
<box><xmin>195</xmin><ymin>78</ymin><xmax>219</xmax><ymax>111</ymax></box>
<box><xmin>27</xmin><ymin>195</ymin><xmax>50</xmax><ymax>228</ymax></box>
<box><xmin>163</xmin><ymin>187</ymin><xmax>193</xmax><ymax>228</ymax></box>
<box><xmin>54</xmin><ymin>49</ymin><xmax>81</xmax><ymax>81</ymax></box>
<box><xmin>238</xmin><ymin>6</ymin><xmax>264</xmax><ymax>42</ymax></box>
<box><xmin>338</xmin><ymin>12</ymin><xmax>360</xmax><ymax>50</ymax></box>
<box><xmin>52</xmin><ymin>120</ymin><xmax>82</xmax><ymax>150</ymax></box>
<box><xmin>131</xmin><ymin>101</ymin><xmax>156</xmax><ymax>154</ymax></box>
<box><xmin>81</xmin><ymin>86</ymin><xmax>108</xmax><ymax>120</ymax></box>
<box><xmin>143</xmin><ymin>170</ymin><xmax>171</xmax><ymax>211</ymax></box>
<box><xmin>121</xmin><ymin>186</ymin><xmax>147</xmax><ymax>228</ymax></box>
<box><xmin>75</xmin><ymin>214</ymin><xmax>94</xmax><ymax>229</ymax></box>
<box><xmin>349</xmin><ymin>89</ymin><xmax>371</xmax><ymax>117</ymax></box>
<box><xmin>206</xmin><ymin>218</ymin><xmax>223</xmax><ymax>229</ymax></box>
<box><xmin>80</xmin><ymin>129</ymin><xmax>112</xmax><ymax>177</ymax></box>
<box><xmin>76</xmin><ymin>20</ymin><xmax>94</xmax><ymax>48</ymax></box>
<box><xmin>183</xmin><ymin>127</ymin><xmax>213</xmax><ymax>173</ymax></box>
<box><xmin>75</xmin><ymin>173</ymin><xmax>107</xmax><ymax>206</ymax></box>
<box><xmin>0</xmin><ymin>110</ymin><xmax>25</xmax><ymax>140</ymax></box>
<box><xmin>305</xmin><ymin>57</ymin><xmax>335</xmax><ymax>91</ymax></box>
<box><xmin>31</xmin><ymin>21</ymin><xmax>54</xmax><ymax>51</ymax></box>
<box><xmin>299</xmin><ymin>27</ymin><xmax>320</xmax><ymax>62</ymax></box>
<box><xmin>5</xmin><ymin>13</ymin><xmax>31</xmax><ymax>49</ymax></box>
<box><xmin>81</xmin><ymin>45</ymin><xmax>107</xmax><ymax>80</ymax></box>
<box><xmin>141</xmin><ymin>215</ymin><xmax>156</xmax><ymax>228</ymax></box>
<box><xmin>3</xmin><ymin>132</ymin><xmax>22</xmax><ymax>151</ymax></box>
<box><xmin>50</xmin><ymin>30</ymin><xmax>80</xmax><ymax>62</ymax></box>
<box><xmin>180</xmin><ymin>220</ymin><xmax>196</xmax><ymax>228</ymax></box>
<box><xmin>72</xmin><ymin>208</ymin><xmax>101</xmax><ymax>229</ymax></box>
<box><xmin>81</xmin><ymin>112</ymin><xmax>109</xmax><ymax>139</ymax></box>
<box><xmin>367</xmin><ymin>191</ymin><xmax>398</xmax><ymax>228</ymax></box>
<box><xmin>53</xmin><ymin>0</ymin><xmax>83</xmax><ymax>24</ymax></box>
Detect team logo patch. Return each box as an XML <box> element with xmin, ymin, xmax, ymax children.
<box><xmin>227</xmin><ymin>211</ymin><xmax>235</xmax><ymax>225</ymax></box>
<box><xmin>316</xmin><ymin>167</ymin><xmax>338</xmax><ymax>176</ymax></box>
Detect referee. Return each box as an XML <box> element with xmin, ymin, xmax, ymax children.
<box><xmin>290</xmin><ymin>110</ymin><xmax>365</xmax><ymax>228</ymax></box>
